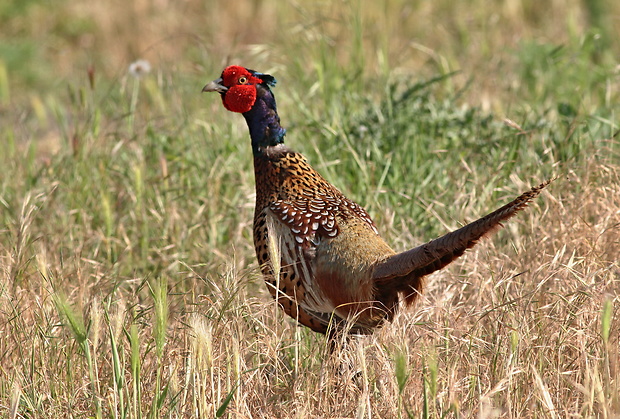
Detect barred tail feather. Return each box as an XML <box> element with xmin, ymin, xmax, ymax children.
<box><xmin>372</xmin><ymin>181</ymin><xmax>551</xmax><ymax>288</ymax></box>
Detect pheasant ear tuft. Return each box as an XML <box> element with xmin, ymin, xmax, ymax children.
<box><xmin>257</xmin><ymin>73</ymin><xmax>277</xmax><ymax>87</ymax></box>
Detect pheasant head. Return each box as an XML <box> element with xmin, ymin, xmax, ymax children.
<box><xmin>202</xmin><ymin>65</ymin><xmax>277</xmax><ymax>113</ymax></box>
<box><xmin>203</xmin><ymin>65</ymin><xmax>284</xmax><ymax>154</ymax></box>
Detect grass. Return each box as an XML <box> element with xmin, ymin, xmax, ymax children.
<box><xmin>1</xmin><ymin>0</ymin><xmax>619</xmax><ymax>417</ymax></box>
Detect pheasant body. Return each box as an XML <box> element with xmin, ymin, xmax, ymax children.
<box><xmin>203</xmin><ymin>66</ymin><xmax>549</xmax><ymax>334</ymax></box>
<box><xmin>252</xmin><ymin>146</ymin><xmax>396</xmax><ymax>333</ymax></box>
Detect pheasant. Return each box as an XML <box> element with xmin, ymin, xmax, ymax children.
<box><xmin>203</xmin><ymin>65</ymin><xmax>549</xmax><ymax>335</ymax></box>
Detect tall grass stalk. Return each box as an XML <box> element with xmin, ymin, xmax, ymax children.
<box><xmin>129</xmin><ymin>323</ymin><xmax>143</xmax><ymax>419</ymax></box>
<box><xmin>149</xmin><ymin>276</ymin><xmax>169</xmax><ymax>418</ymax></box>
<box><xmin>52</xmin><ymin>291</ymin><xmax>102</xmax><ymax>419</ymax></box>
<box><xmin>107</xmin><ymin>307</ymin><xmax>126</xmax><ymax>419</ymax></box>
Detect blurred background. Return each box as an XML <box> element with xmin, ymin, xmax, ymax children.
<box><xmin>2</xmin><ymin>0</ymin><xmax>619</xmax><ymax>155</ymax></box>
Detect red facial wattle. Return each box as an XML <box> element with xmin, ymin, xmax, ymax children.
<box><xmin>222</xmin><ymin>85</ymin><xmax>257</xmax><ymax>113</ymax></box>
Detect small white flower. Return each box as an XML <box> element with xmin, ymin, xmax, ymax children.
<box><xmin>128</xmin><ymin>59</ymin><xmax>151</xmax><ymax>78</ymax></box>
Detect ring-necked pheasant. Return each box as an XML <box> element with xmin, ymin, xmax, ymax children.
<box><xmin>203</xmin><ymin>65</ymin><xmax>549</xmax><ymax>335</ymax></box>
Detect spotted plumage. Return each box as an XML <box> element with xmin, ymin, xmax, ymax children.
<box><xmin>250</xmin><ymin>147</ymin><xmax>389</xmax><ymax>332</ymax></box>
<box><xmin>203</xmin><ymin>65</ymin><xmax>550</xmax><ymax>335</ymax></box>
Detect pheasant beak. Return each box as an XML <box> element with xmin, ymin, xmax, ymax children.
<box><xmin>202</xmin><ymin>77</ymin><xmax>228</xmax><ymax>93</ymax></box>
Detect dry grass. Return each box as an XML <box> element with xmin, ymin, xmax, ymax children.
<box><xmin>1</xmin><ymin>158</ymin><xmax>618</xmax><ymax>418</ymax></box>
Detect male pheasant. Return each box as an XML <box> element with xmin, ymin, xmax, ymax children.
<box><xmin>203</xmin><ymin>65</ymin><xmax>549</xmax><ymax>335</ymax></box>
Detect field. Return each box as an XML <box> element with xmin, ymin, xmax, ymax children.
<box><xmin>1</xmin><ymin>0</ymin><xmax>619</xmax><ymax>417</ymax></box>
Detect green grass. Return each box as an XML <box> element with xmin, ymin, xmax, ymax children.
<box><xmin>1</xmin><ymin>0</ymin><xmax>619</xmax><ymax>417</ymax></box>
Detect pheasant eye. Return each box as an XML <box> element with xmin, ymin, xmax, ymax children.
<box><xmin>238</xmin><ymin>76</ymin><xmax>248</xmax><ymax>84</ymax></box>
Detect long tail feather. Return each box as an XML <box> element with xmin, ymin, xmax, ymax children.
<box><xmin>372</xmin><ymin>180</ymin><xmax>551</xmax><ymax>284</ymax></box>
